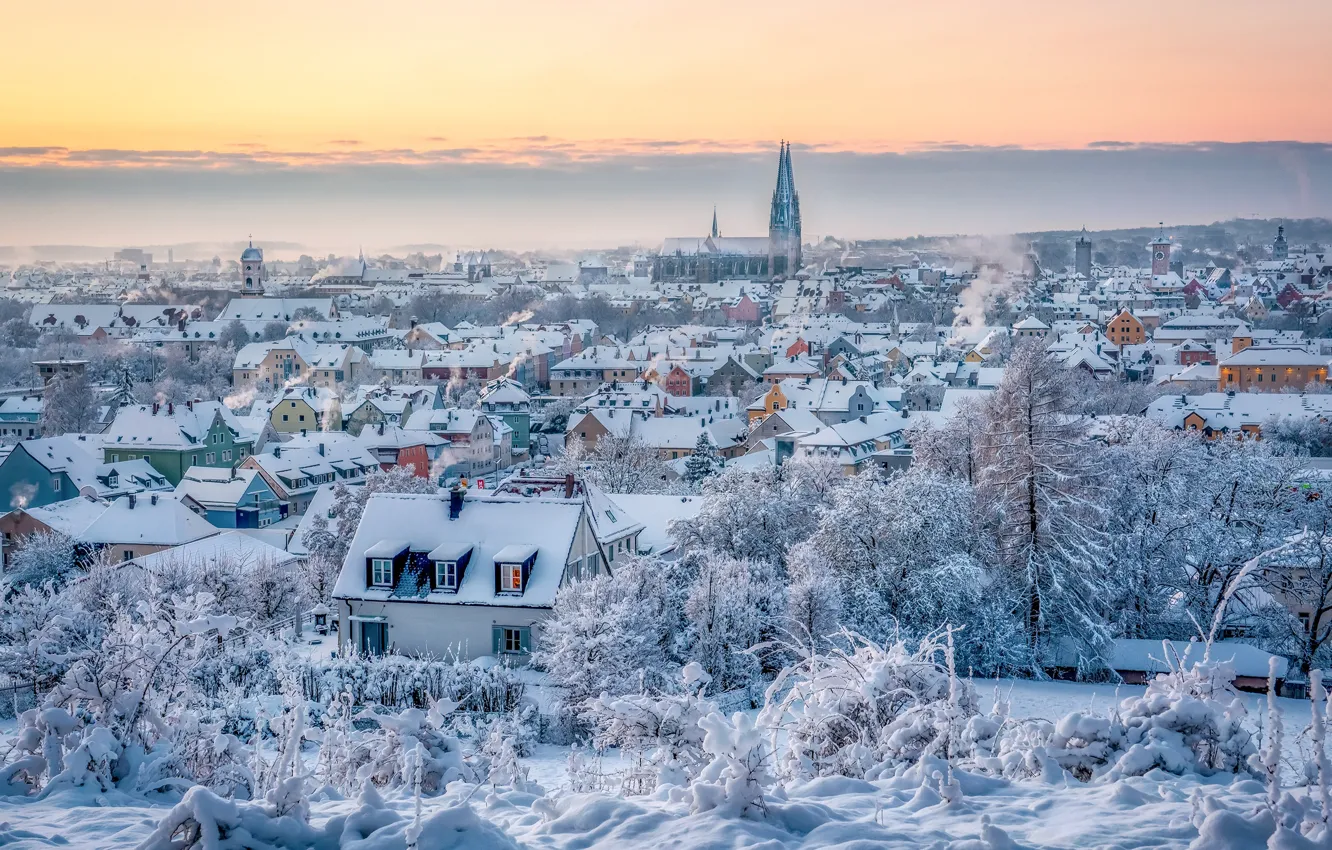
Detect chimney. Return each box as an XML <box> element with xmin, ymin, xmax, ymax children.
<box><xmin>152</xmin><ymin>402</ymin><xmax>159</xmax><ymax>415</ymax></box>
<box><xmin>318</xmin><ymin>442</ymin><xmax>325</xmax><ymax>456</ymax></box>
<box><xmin>449</xmin><ymin>486</ymin><xmax>464</xmax><ymax>520</ymax></box>
<box><xmin>378</xmin><ymin>421</ymin><xmax>385</xmax><ymax>436</ymax></box>
<box><xmin>168</xmin><ymin>402</ymin><xmax>174</xmax><ymax>416</ymax></box>
<box><xmin>301</xmin><ymin>428</ymin><xmax>308</xmax><ymax>438</ymax></box>
<box><xmin>150</xmin><ymin>493</ymin><xmax>158</xmax><ymax>505</ymax></box>
<box><xmin>128</xmin><ymin>493</ymin><xmax>136</xmax><ymax>509</ymax></box>
<box><xmin>187</xmin><ymin>399</ymin><xmax>194</xmax><ymax>411</ymax></box>
<box><xmin>274</xmin><ymin>445</ymin><xmax>281</xmax><ymax>458</ymax></box>
<box><xmin>564</xmin><ymin>473</ymin><xmax>575</xmax><ymax>499</ymax></box>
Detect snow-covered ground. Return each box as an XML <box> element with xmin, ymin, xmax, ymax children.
<box><xmin>0</xmin><ymin>678</ymin><xmax>1313</xmax><ymax>849</ymax></box>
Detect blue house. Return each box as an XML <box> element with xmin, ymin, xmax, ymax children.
<box><xmin>174</xmin><ymin>466</ymin><xmax>282</xmax><ymax>529</ymax></box>
<box><xmin>0</xmin><ymin>435</ymin><xmax>171</xmax><ymax>511</ymax></box>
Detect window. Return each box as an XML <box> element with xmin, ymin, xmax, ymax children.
<box><xmin>299</xmin><ymin>415</ymin><xmax>306</xmax><ymax>422</ymax></box>
<box><xmin>436</xmin><ymin>560</ymin><xmax>458</xmax><ymax>590</ymax></box>
<box><xmin>222</xmin><ymin>450</ymin><xmax>232</xmax><ymax>461</ymax></box>
<box><xmin>497</xmin><ymin>626</ymin><xmax>529</xmax><ymax>654</ymax></box>
<box><xmin>110</xmin><ymin>454</ymin><xmax>119</xmax><ymax>462</ymax></box>
<box><xmin>191</xmin><ymin>454</ymin><xmax>198</xmax><ymax>465</ymax></box>
<box><xmin>501</xmin><ymin>564</ymin><xmax>523</xmax><ymax>592</ymax></box>
<box><xmin>282</xmin><ymin>414</ymin><xmax>289</xmax><ymax>421</ymax></box>
<box><xmin>122</xmin><ymin>549</ymin><xmax>134</xmax><ymax>562</ymax></box>
<box><xmin>205</xmin><ymin>452</ymin><xmax>216</xmax><ymax>464</ymax></box>
<box><xmin>51</xmin><ymin>477</ymin><xmax>61</xmax><ymax>491</ymax></box>
<box><xmin>371</xmin><ymin>558</ymin><xmax>393</xmax><ymax>586</ymax></box>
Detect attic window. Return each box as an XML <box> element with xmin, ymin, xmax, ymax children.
<box><xmin>370</xmin><ymin>558</ymin><xmax>393</xmax><ymax>586</ymax></box>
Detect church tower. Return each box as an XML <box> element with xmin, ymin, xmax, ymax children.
<box><xmin>711</xmin><ymin>205</ymin><xmax>720</xmax><ymax>239</ymax></box>
<box><xmin>1273</xmin><ymin>225</ymin><xmax>1289</xmax><ymax>261</ymax></box>
<box><xmin>240</xmin><ymin>239</ymin><xmax>266</xmax><ymax>297</ymax></box>
<box><xmin>1148</xmin><ymin>223</ymin><xmax>1171</xmax><ymax>276</ymax></box>
<box><xmin>1074</xmin><ymin>227</ymin><xmax>1093</xmax><ymax>280</ymax></box>
<box><xmin>767</xmin><ymin>141</ymin><xmax>802</xmax><ymax>278</ymax></box>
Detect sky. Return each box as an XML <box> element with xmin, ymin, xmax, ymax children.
<box><xmin>3</xmin><ymin>0</ymin><xmax>1331</xmax><ymax>253</ymax></box>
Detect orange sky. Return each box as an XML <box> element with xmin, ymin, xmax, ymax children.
<box><xmin>4</xmin><ymin>0</ymin><xmax>1330</xmax><ymax>163</ymax></box>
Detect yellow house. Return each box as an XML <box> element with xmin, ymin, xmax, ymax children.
<box><xmin>233</xmin><ymin>338</ymin><xmax>365</xmax><ymax>390</ymax></box>
<box><xmin>747</xmin><ymin>383</ymin><xmax>789</xmax><ymax>424</ymax></box>
<box><xmin>268</xmin><ymin>386</ymin><xmax>343</xmax><ymax>433</ymax></box>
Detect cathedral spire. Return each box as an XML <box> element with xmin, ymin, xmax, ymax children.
<box><xmin>768</xmin><ymin>141</ymin><xmax>802</xmax><ymax>278</ymax></box>
<box><xmin>711</xmin><ymin>205</ymin><xmax>719</xmax><ymax>239</ymax></box>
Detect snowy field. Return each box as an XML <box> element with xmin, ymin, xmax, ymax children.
<box><xmin>0</xmin><ymin>678</ymin><xmax>1313</xmax><ymax>849</ymax></box>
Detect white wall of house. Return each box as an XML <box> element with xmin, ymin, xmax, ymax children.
<box><xmin>337</xmin><ymin>598</ymin><xmax>546</xmax><ymax>661</ymax></box>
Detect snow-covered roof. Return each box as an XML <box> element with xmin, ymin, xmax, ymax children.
<box><xmin>79</xmin><ymin>493</ymin><xmax>219</xmax><ymax>546</ymax></box>
<box><xmin>127</xmin><ymin>529</ymin><xmax>298</xmax><ymax>572</ymax></box>
<box><xmin>174</xmin><ymin>467</ymin><xmax>264</xmax><ymax>508</ymax></box>
<box><xmin>606</xmin><ymin>493</ymin><xmax>702</xmax><ymax>555</ymax></box>
<box><xmin>333</xmin><ymin>493</ymin><xmax>582</xmax><ymax>608</ymax></box>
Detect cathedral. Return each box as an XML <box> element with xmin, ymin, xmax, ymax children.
<box><xmin>653</xmin><ymin>142</ymin><xmax>803</xmax><ymax>282</ymax></box>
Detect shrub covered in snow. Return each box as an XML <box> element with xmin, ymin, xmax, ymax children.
<box><xmin>340</xmin><ymin>698</ymin><xmax>478</xmax><ymax>794</ymax></box>
<box><xmin>582</xmin><ymin>662</ymin><xmax>715</xmax><ymax>790</ymax></box>
<box><xmin>760</xmin><ymin>629</ymin><xmax>980</xmax><ymax>780</ymax></box>
<box><xmin>291</xmin><ymin>653</ymin><xmax>524</xmax><ymax>713</ymax></box>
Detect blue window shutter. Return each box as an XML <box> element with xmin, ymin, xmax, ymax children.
<box><xmin>492</xmin><ymin>626</ymin><xmax>503</xmax><ymax>655</ymax></box>
<box><xmin>519</xmin><ymin>627</ymin><xmax>532</xmax><ymax>654</ymax></box>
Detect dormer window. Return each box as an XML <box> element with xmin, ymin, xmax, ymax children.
<box><xmin>494</xmin><ymin>544</ymin><xmax>538</xmax><ymax>595</ymax></box>
<box><xmin>370</xmin><ymin>559</ymin><xmax>393</xmax><ymax>586</ymax></box>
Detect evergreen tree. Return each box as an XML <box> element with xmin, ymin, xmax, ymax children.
<box><xmin>683</xmin><ymin>433</ymin><xmax>722</xmax><ymax>485</ymax></box>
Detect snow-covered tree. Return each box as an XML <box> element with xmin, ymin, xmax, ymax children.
<box><xmin>975</xmin><ymin>341</ymin><xmax>1111</xmax><ymax>668</ymax></box>
<box><xmin>535</xmin><ymin>554</ymin><xmax>681</xmax><ymax>705</ymax></box>
<box><xmin>684</xmin><ymin>552</ymin><xmax>785</xmax><ymax>696</ymax></box>
<box><xmin>584</xmin><ymin>433</ymin><xmax>672</xmax><ymax>494</ymax></box>
<box><xmin>3</xmin><ymin>530</ymin><xmax>79</xmax><ymax>592</ymax></box>
<box><xmin>38</xmin><ymin>373</ymin><xmax>96</xmax><ymax>436</ymax></box>
<box><xmin>683</xmin><ymin>433</ymin><xmax>722</xmax><ymax>486</ymax></box>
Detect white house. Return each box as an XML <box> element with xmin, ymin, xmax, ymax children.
<box><xmin>332</xmin><ymin>490</ymin><xmax>601</xmax><ymax>659</ymax></box>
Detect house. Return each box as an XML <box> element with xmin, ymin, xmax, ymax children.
<box><xmin>217</xmin><ymin>297</ymin><xmax>337</xmax><ymax>323</ymax></box>
<box><xmin>344</xmin><ymin>392</ymin><xmax>414</xmax><ymax>437</ymax></box>
<box><xmin>403</xmin><ymin>408</ymin><xmax>497</xmax><ymax>478</ymax></box>
<box><xmin>240</xmin><ymin>432</ymin><xmax>378</xmax><ymax>516</ymax></box>
<box><xmin>790</xmin><ymin>410</ymin><xmax>914</xmax><ymax>475</ymax></box>
<box><xmin>175</xmin><ymin>466</ymin><xmax>282</xmax><ymax>529</ymax></box>
<box><xmin>125</xmin><ymin>529</ymin><xmax>301</xmax><ymax>574</ymax></box>
<box><xmin>232</xmin><ymin>337</ymin><xmax>367</xmax><ymax>390</ymax></box>
<box><xmin>332</xmin><ymin>490</ymin><xmax>601</xmax><ymax>658</ymax></box>
<box><xmin>1104</xmin><ymin>309</ymin><xmax>1146</xmax><ymax>347</ymax></box>
<box><xmin>0</xmin><ymin>435</ymin><xmax>171</xmax><ymax>511</ymax></box>
<box><xmin>101</xmin><ymin>400</ymin><xmax>256</xmax><ymax>485</ymax></box>
<box><xmin>1146</xmin><ymin>391</ymin><xmax>1332</xmax><ymax>440</ymax></box>
<box><xmin>1011</xmin><ymin>316</ymin><xmax>1050</xmax><ymax>339</ymax></box>
<box><xmin>1</xmin><ymin>492</ymin><xmax>219</xmax><ymax>563</ymax></box>
<box><xmin>401</xmin><ymin>322</ymin><xmax>452</xmax><ymax>349</ymax></box>
<box><xmin>1218</xmin><ymin>347</ymin><xmax>1329</xmax><ymax>393</ymax></box>
<box><xmin>762</xmin><ymin>356</ymin><xmax>822</xmax><ymax>384</ymax></box>
<box><xmin>0</xmin><ymin>396</ymin><xmax>43</xmax><ymax>439</ymax></box>
<box><xmin>479</xmin><ymin>378</ymin><xmax>532</xmax><ymax>456</ymax></box>
<box><xmin>264</xmin><ymin>386</ymin><xmax>343</xmax><ymax>434</ymax></box>
<box><xmin>357</xmin><ymin>424</ymin><xmax>437</xmax><ymax>478</ymax></box>
<box><xmin>746</xmin><ymin>378</ymin><xmax>899</xmax><ymax>426</ymax></box>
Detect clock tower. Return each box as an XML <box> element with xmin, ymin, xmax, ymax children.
<box><xmin>1148</xmin><ymin>223</ymin><xmax>1171</xmax><ymax>276</ymax></box>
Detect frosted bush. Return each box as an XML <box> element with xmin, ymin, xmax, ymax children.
<box><xmin>582</xmin><ymin>662</ymin><xmax>715</xmax><ymax>790</ymax></box>
<box><xmin>343</xmin><ymin>698</ymin><xmax>477</xmax><ymax>795</ymax></box>
<box><xmin>689</xmin><ymin>710</ymin><xmax>774</xmax><ymax>818</ymax></box>
<box><xmin>760</xmin><ymin>629</ymin><xmax>979</xmax><ymax>780</ymax></box>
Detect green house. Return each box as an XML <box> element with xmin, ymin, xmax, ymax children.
<box><xmin>101</xmin><ymin>401</ymin><xmax>255</xmax><ymax>485</ymax></box>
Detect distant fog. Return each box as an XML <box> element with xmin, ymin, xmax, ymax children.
<box><xmin>1</xmin><ymin>142</ymin><xmax>1329</xmax><ymax>257</ymax></box>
